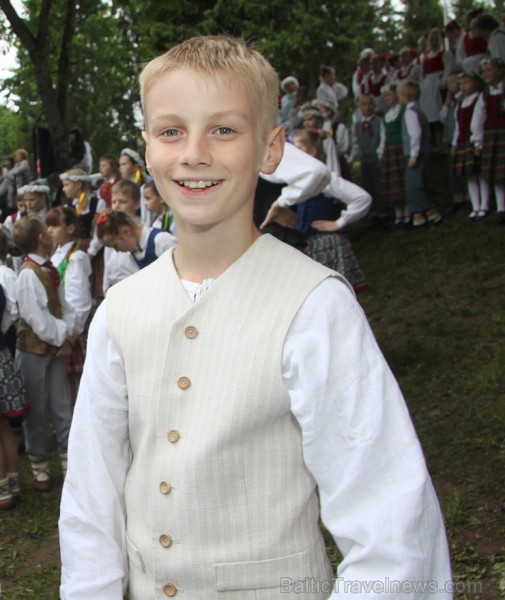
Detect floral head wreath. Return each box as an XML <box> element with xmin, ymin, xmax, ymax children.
<box><xmin>121</xmin><ymin>148</ymin><xmax>145</xmax><ymax>170</ymax></box>
<box><xmin>299</xmin><ymin>107</ymin><xmax>324</xmax><ymax>121</ymax></box>
<box><xmin>20</xmin><ymin>184</ymin><xmax>50</xmax><ymax>195</ymax></box>
<box><xmin>59</xmin><ymin>173</ymin><xmax>91</xmax><ymax>183</ymax></box>
<box><xmin>312</xmin><ymin>98</ymin><xmax>336</xmax><ymax>114</ymax></box>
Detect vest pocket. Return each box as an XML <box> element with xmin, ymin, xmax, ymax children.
<box><xmin>215</xmin><ymin>549</ymin><xmax>308</xmax><ymax>591</ymax></box>
<box><xmin>126</xmin><ymin>534</ymin><xmax>146</xmax><ymax>574</ymax></box>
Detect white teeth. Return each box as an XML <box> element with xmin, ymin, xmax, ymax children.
<box><xmin>179</xmin><ymin>180</ymin><xmax>219</xmax><ymax>189</ymax></box>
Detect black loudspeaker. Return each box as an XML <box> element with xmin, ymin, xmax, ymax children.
<box><xmin>32</xmin><ymin>126</ymin><xmax>55</xmax><ymax>178</ymax></box>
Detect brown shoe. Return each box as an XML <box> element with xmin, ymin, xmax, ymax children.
<box><xmin>0</xmin><ymin>495</ymin><xmax>14</xmax><ymax>510</ymax></box>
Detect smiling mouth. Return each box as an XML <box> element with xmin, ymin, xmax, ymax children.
<box><xmin>176</xmin><ymin>180</ymin><xmax>220</xmax><ymax>190</ymax></box>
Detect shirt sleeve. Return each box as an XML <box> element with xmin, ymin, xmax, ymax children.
<box><xmin>260</xmin><ymin>142</ymin><xmax>331</xmax><ymax>207</ymax></box>
<box><xmin>15</xmin><ymin>268</ymin><xmax>71</xmax><ymax>346</ymax></box>
<box><xmin>65</xmin><ymin>251</ymin><xmax>92</xmax><ymax>334</ymax></box>
<box><xmin>405</xmin><ymin>108</ymin><xmax>422</xmax><ymax>157</ymax></box>
<box><xmin>324</xmin><ymin>173</ymin><xmax>371</xmax><ymax>230</ymax></box>
<box><xmin>283</xmin><ymin>278</ymin><xmax>452</xmax><ymax>599</ymax></box>
<box><xmin>59</xmin><ymin>302</ymin><xmax>130</xmax><ymax>599</ymax></box>
<box><xmin>470</xmin><ymin>92</ymin><xmax>485</xmax><ymax>148</ymax></box>
<box><xmin>0</xmin><ymin>266</ymin><xmax>18</xmax><ymax>333</ymax></box>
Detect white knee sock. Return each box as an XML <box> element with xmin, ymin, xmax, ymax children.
<box><xmin>467</xmin><ymin>176</ymin><xmax>481</xmax><ymax>212</ymax></box>
<box><xmin>479</xmin><ymin>178</ymin><xmax>490</xmax><ymax>212</ymax></box>
<box><xmin>494</xmin><ymin>181</ymin><xmax>505</xmax><ymax>212</ymax></box>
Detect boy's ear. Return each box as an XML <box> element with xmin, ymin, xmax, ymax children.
<box><xmin>260</xmin><ymin>125</ymin><xmax>285</xmax><ymax>175</ymax></box>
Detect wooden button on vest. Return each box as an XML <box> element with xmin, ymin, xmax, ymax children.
<box><xmin>159</xmin><ymin>533</ymin><xmax>173</xmax><ymax>548</ymax></box>
<box><xmin>177</xmin><ymin>376</ymin><xmax>190</xmax><ymax>390</ymax></box>
<box><xmin>184</xmin><ymin>325</ymin><xmax>198</xmax><ymax>339</ymax></box>
<box><xmin>159</xmin><ymin>481</ymin><xmax>172</xmax><ymax>494</ymax></box>
<box><xmin>167</xmin><ymin>430</ymin><xmax>180</xmax><ymax>443</ymax></box>
<box><xmin>163</xmin><ymin>582</ymin><xmax>177</xmax><ymax>597</ymax></box>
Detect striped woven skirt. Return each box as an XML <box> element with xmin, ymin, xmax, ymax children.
<box><xmin>305</xmin><ymin>233</ymin><xmax>368</xmax><ymax>292</ymax></box>
<box><xmin>453</xmin><ymin>141</ymin><xmax>479</xmax><ymax>176</ymax></box>
<box><xmin>480</xmin><ymin>127</ymin><xmax>505</xmax><ymax>181</ymax></box>
<box><xmin>379</xmin><ymin>143</ymin><xmax>405</xmax><ymax>207</ymax></box>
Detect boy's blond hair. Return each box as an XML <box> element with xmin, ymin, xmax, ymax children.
<box><xmin>398</xmin><ymin>80</ymin><xmax>420</xmax><ymax>102</ymax></box>
<box><xmin>140</xmin><ymin>35</ymin><xmax>279</xmax><ymax>136</ymax></box>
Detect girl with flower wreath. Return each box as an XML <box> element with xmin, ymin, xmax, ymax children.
<box><xmin>119</xmin><ymin>148</ymin><xmax>151</xmax><ymax>225</ymax></box>
<box><xmin>46</xmin><ymin>206</ymin><xmax>92</xmax><ymax>399</ymax></box>
<box><xmin>59</xmin><ymin>169</ymin><xmax>106</xmax><ymax>242</ymax></box>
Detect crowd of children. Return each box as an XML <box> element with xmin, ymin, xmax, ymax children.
<box><xmin>0</xmin><ymin>11</ymin><xmax>503</xmax><ymax>521</ymax></box>
<box><xmin>277</xmin><ymin>9</ymin><xmax>505</xmax><ymax>227</ymax></box>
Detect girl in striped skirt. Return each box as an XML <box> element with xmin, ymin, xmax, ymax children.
<box><xmin>379</xmin><ymin>84</ymin><xmax>408</xmax><ymax>225</ymax></box>
<box><xmin>451</xmin><ymin>71</ymin><xmax>484</xmax><ymax>219</ymax></box>
<box><xmin>471</xmin><ymin>57</ymin><xmax>505</xmax><ymax>224</ymax></box>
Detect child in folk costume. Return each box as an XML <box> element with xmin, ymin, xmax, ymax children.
<box><xmin>47</xmin><ymin>207</ymin><xmax>92</xmax><ymax>398</ymax></box>
<box><xmin>471</xmin><ymin>57</ymin><xmax>505</xmax><ymax>224</ymax></box>
<box><xmin>451</xmin><ymin>71</ymin><xmax>485</xmax><ymax>219</ymax></box>
<box><xmin>96</xmin><ymin>209</ymin><xmax>176</xmax><ymax>270</ymax></box>
<box><xmin>97</xmin><ymin>155</ymin><xmax>120</xmax><ymax>209</ymax></box>
<box><xmin>13</xmin><ymin>216</ymin><xmax>75</xmax><ymax>491</ymax></box>
<box><xmin>379</xmin><ymin>84</ymin><xmax>408</xmax><ymax>226</ymax></box>
<box><xmin>312</xmin><ymin>98</ymin><xmax>351</xmax><ymax>180</ymax></box>
<box><xmin>420</xmin><ymin>28</ymin><xmax>456</xmax><ymax>152</ymax></box>
<box><xmin>23</xmin><ymin>181</ymin><xmax>50</xmax><ymax>221</ymax></box>
<box><xmin>0</xmin><ymin>230</ymin><xmax>27</xmax><ymax>509</ymax></box>
<box><xmin>391</xmin><ymin>47</ymin><xmax>421</xmax><ymax>84</ymax></box>
<box><xmin>2</xmin><ymin>193</ymin><xmax>27</xmax><ymax>235</ymax></box>
<box><xmin>440</xmin><ymin>71</ymin><xmax>468</xmax><ymax>210</ymax></box>
<box><xmin>60</xmin><ymin>169</ymin><xmax>105</xmax><ymax>241</ymax></box>
<box><xmin>291</xmin><ymin>128</ymin><xmax>370</xmax><ymax>292</ymax></box>
<box><xmin>119</xmin><ymin>148</ymin><xmax>150</xmax><ymax>225</ymax></box>
<box><xmin>143</xmin><ymin>180</ymin><xmax>176</xmax><ymax>235</ymax></box>
<box><xmin>362</xmin><ymin>53</ymin><xmax>389</xmax><ymax>115</ymax></box>
<box><xmin>300</xmin><ymin>106</ymin><xmax>340</xmax><ymax>175</ymax></box>
<box><xmin>60</xmin><ymin>35</ymin><xmax>450</xmax><ymax>599</ymax></box>
<box><xmin>349</xmin><ymin>94</ymin><xmax>386</xmax><ymax>224</ymax></box>
<box><xmin>398</xmin><ymin>80</ymin><xmax>443</xmax><ymax>227</ymax></box>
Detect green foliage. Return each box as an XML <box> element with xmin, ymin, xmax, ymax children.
<box><xmin>0</xmin><ymin>106</ymin><xmax>30</xmax><ymax>158</ymax></box>
<box><xmin>400</xmin><ymin>0</ymin><xmax>444</xmax><ymax>46</ymax></box>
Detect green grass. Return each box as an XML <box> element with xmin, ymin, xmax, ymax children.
<box><xmin>1</xmin><ymin>158</ymin><xmax>505</xmax><ymax>597</ymax></box>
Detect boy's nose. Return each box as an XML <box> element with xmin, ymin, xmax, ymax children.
<box><xmin>179</xmin><ymin>133</ymin><xmax>211</xmax><ymax>167</ymax></box>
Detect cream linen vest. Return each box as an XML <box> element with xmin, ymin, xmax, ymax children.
<box><xmin>106</xmin><ymin>234</ymin><xmax>344</xmax><ymax>599</ymax></box>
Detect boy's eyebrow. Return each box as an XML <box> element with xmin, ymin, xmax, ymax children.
<box><xmin>149</xmin><ymin>110</ymin><xmax>250</xmax><ymax>125</ymax></box>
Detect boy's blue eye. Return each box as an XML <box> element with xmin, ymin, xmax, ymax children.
<box><xmin>217</xmin><ymin>127</ymin><xmax>235</xmax><ymax>135</ymax></box>
<box><xmin>162</xmin><ymin>129</ymin><xmax>179</xmax><ymax>137</ymax></box>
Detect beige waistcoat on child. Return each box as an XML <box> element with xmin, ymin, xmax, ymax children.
<box><xmin>106</xmin><ymin>234</ymin><xmax>347</xmax><ymax>599</ymax></box>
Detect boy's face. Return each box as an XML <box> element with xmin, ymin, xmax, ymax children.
<box><xmin>25</xmin><ymin>193</ymin><xmax>46</xmax><ymax>214</ymax></box>
<box><xmin>398</xmin><ymin>89</ymin><xmax>408</xmax><ymax>106</ymax></box>
<box><xmin>359</xmin><ymin>97</ymin><xmax>375</xmax><ymax>116</ymax></box>
<box><xmin>111</xmin><ymin>191</ymin><xmax>140</xmax><ymax>216</ymax></box>
<box><xmin>142</xmin><ymin>68</ymin><xmax>283</xmax><ymax>232</ymax></box>
<box><xmin>16</xmin><ymin>198</ymin><xmax>26</xmax><ymax>213</ymax></box>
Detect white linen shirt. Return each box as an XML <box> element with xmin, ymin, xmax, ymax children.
<box><xmin>0</xmin><ymin>262</ymin><xmax>18</xmax><ymax>333</ymax></box>
<box><xmin>404</xmin><ymin>102</ymin><xmax>423</xmax><ymax>157</ymax></box>
<box><xmin>60</xmin><ymin>276</ymin><xmax>451</xmax><ymax>599</ymax></box>
<box><xmin>51</xmin><ymin>242</ymin><xmax>92</xmax><ymax>335</ymax></box>
<box><xmin>15</xmin><ymin>253</ymin><xmax>74</xmax><ymax>346</ymax></box>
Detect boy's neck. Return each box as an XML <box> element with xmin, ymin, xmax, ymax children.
<box><xmin>29</xmin><ymin>245</ymin><xmax>50</xmax><ymax>259</ymax></box>
<box><xmin>173</xmin><ymin>222</ymin><xmax>261</xmax><ymax>283</ymax></box>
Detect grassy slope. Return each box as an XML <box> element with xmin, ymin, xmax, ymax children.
<box><xmin>1</xmin><ymin>165</ymin><xmax>504</xmax><ymax>598</ymax></box>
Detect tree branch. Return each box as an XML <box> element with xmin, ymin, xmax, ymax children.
<box><xmin>56</xmin><ymin>0</ymin><xmax>77</xmax><ymax>120</ymax></box>
<box><xmin>0</xmin><ymin>0</ymin><xmax>36</xmax><ymax>54</ymax></box>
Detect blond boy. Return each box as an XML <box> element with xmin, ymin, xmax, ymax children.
<box><xmin>60</xmin><ymin>36</ymin><xmax>451</xmax><ymax>599</ymax></box>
